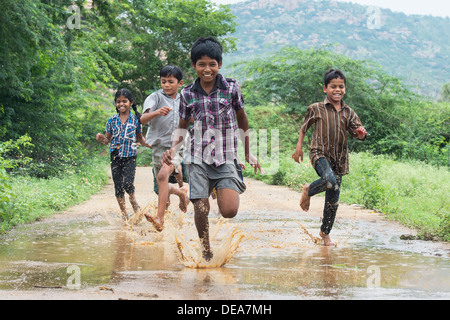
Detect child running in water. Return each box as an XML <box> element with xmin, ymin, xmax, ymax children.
<box><xmin>96</xmin><ymin>88</ymin><xmax>150</xmax><ymax>220</ymax></box>
<box><xmin>140</xmin><ymin>65</ymin><xmax>189</xmax><ymax>231</ymax></box>
<box><xmin>292</xmin><ymin>69</ymin><xmax>367</xmax><ymax>246</ymax></box>
<box><xmin>162</xmin><ymin>37</ymin><xmax>264</xmax><ymax>261</ymax></box>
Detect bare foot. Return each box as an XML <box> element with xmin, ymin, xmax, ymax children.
<box><xmin>202</xmin><ymin>249</ymin><xmax>213</xmax><ymax>262</ymax></box>
<box><xmin>178</xmin><ymin>187</ymin><xmax>189</xmax><ymax>213</ymax></box>
<box><xmin>319</xmin><ymin>230</ymin><xmax>336</xmax><ymax>247</ymax></box>
<box><xmin>300</xmin><ymin>184</ymin><xmax>311</xmax><ymax>212</ymax></box>
<box><xmin>144</xmin><ymin>212</ymin><xmax>164</xmax><ymax>232</ymax></box>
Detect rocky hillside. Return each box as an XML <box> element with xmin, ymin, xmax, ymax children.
<box><xmin>225</xmin><ymin>0</ymin><xmax>450</xmax><ymax>98</ymax></box>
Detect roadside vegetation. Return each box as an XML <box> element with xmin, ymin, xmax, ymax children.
<box><xmin>1</xmin><ymin>1</ymin><xmax>448</xmax><ymax>241</ymax></box>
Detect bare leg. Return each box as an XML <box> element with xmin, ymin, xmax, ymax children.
<box><xmin>216</xmin><ymin>188</ymin><xmax>239</xmax><ymax>219</ymax></box>
<box><xmin>116</xmin><ymin>196</ymin><xmax>128</xmax><ymax>220</ymax></box>
<box><xmin>319</xmin><ymin>230</ymin><xmax>335</xmax><ymax>247</ymax></box>
<box><xmin>128</xmin><ymin>193</ymin><xmax>140</xmax><ymax>213</ymax></box>
<box><xmin>145</xmin><ymin>164</ymin><xmax>189</xmax><ymax>232</ymax></box>
<box><xmin>174</xmin><ymin>165</ymin><xmax>184</xmax><ymax>188</ymax></box>
<box><xmin>299</xmin><ymin>184</ymin><xmax>311</xmax><ymax>212</ymax></box>
<box><xmin>193</xmin><ymin>198</ymin><xmax>213</xmax><ymax>261</ymax></box>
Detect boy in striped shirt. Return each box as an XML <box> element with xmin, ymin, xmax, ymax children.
<box><xmin>292</xmin><ymin>69</ymin><xmax>367</xmax><ymax>246</ymax></box>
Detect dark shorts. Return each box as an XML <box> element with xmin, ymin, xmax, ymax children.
<box><xmin>110</xmin><ymin>150</ymin><xmax>136</xmax><ymax>198</ymax></box>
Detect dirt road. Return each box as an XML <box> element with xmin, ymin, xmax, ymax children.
<box><xmin>0</xmin><ymin>167</ymin><xmax>448</xmax><ymax>300</ymax></box>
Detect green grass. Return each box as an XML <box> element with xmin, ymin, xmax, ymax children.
<box><xmin>243</xmin><ymin>151</ymin><xmax>450</xmax><ymax>241</ymax></box>
<box><xmin>0</xmin><ymin>155</ymin><xmax>109</xmax><ymax>231</ymax></box>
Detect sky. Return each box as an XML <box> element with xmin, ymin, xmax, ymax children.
<box><xmin>213</xmin><ymin>0</ymin><xmax>450</xmax><ymax>18</ymax></box>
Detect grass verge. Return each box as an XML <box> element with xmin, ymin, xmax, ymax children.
<box><xmin>243</xmin><ymin>151</ymin><xmax>449</xmax><ymax>241</ymax></box>
<box><xmin>0</xmin><ymin>155</ymin><xmax>109</xmax><ymax>232</ymax></box>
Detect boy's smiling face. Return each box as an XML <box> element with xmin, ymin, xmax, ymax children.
<box><xmin>323</xmin><ymin>78</ymin><xmax>346</xmax><ymax>104</ymax></box>
<box><xmin>192</xmin><ymin>55</ymin><xmax>222</xmax><ymax>87</ymax></box>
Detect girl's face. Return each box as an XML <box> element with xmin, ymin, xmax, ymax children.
<box><xmin>115</xmin><ymin>96</ymin><xmax>132</xmax><ymax>114</ymax></box>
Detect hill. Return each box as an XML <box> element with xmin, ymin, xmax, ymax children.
<box><xmin>224</xmin><ymin>0</ymin><xmax>450</xmax><ymax>98</ymax></box>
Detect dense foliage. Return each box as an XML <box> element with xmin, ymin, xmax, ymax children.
<box><xmin>231</xmin><ymin>47</ymin><xmax>449</xmax><ymax>166</ymax></box>
<box><xmin>0</xmin><ymin>0</ymin><xmax>236</xmax><ymax>228</ymax></box>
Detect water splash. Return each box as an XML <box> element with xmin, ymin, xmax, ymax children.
<box><xmin>174</xmin><ymin>226</ymin><xmax>245</xmax><ymax>269</ymax></box>
<box><xmin>107</xmin><ymin>200</ymin><xmax>246</xmax><ymax>269</ymax></box>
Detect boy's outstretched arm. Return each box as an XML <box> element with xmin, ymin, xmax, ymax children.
<box><xmin>292</xmin><ymin>129</ymin><xmax>306</xmax><ymax>163</ymax></box>
<box><xmin>140</xmin><ymin>106</ymin><xmax>172</xmax><ymax>125</ymax></box>
<box><xmin>236</xmin><ymin>109</ymin><xmax>264</xmax><ymax>175</ymax></box>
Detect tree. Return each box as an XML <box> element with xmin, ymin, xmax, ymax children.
<box><xmin>1</xmin><ymin>0</ymin><xmax>237</xmax><ymax>177</ymax></box>
<box><xmin>106</xmin><ymin>0</ymin><xmax>237</xmax><ymax>104</ymax></box>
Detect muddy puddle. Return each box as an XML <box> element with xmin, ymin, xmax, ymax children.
<box><xmin>0</xmin><ymin>209</ymin><xmax>449</xmax><ymax>299</ymax></box>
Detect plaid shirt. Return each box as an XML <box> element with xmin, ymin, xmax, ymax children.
<box><xmin>179</xmin><ymin>74</ymin><xmax>244</xmax><ymax>166</ymax></box>
<box><xmin>105</xmin><ymin>113</ymin><xmax>142</xmax><ymax>158</ymax></box>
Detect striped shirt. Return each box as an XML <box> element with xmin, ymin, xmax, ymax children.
<box><xmin>105</xmin><ymin>113</ymin><xmax>142</xmax><ymax>158</ymax></box>
<box><xmin>300</xmin><ymin>98</ymin><xmax>364</xmax><ymax>175</ymax></box>
<box><xmin>179</xmin><ymin>74</ymin><xmax>244</xmax><ymax>166</ymax></box>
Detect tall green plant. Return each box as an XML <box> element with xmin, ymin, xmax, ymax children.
<box><xmin>106</xmin><ymin>0</ymin><xmax>237</xmax><ymax>104</ymax></box>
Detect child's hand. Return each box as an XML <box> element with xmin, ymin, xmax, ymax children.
<box><xmin>356</xmin><ymin>126</ymin><xmax>367</xmax><ymax>139</ymax></box>
<box><xmin>157</xmin><ymin>106</ymin><xmax>172</xmax><ymax>117</ymax></box>
<box><xmin>292</xmin><ymin>148</ymin><xmax>303</xmax><ymax>163</ymax></box>
<box><xmin>246</xmin><ymin>153</ymin><xmax>265</xmax><ymax>175</ymax></box>
<box><xmin>139</xmin><ymin>142</ymin><xmax>152</xmax><ymax>149</ymax></box>
<box><xmin>96</xmin><ymin>133</ymin><xmax>105</xmax><ymax>141</ymax></box>
<box><xmin>161</xmin><ymin>148</ymin><xmax>174</xmax><ymax>166</ymax></box>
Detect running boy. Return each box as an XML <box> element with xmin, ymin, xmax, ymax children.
<box><xmin>162</xmin><ymin>37</ymin><xmax>264</xmax><ymax>261</ymax></box>
<box><xmin>140</xmin><ymin>65</ymin><xmax>189</xmax><ymax>231</ymax></box>
<box><xmin>96</xmin><ymin>88</ymin><xmax>150</xmax><ymax>220</ymax></box>
<box><xmin>292</xmin><ymin>69</ymin><xmax>367</xmax><ymax>246</ymax></box>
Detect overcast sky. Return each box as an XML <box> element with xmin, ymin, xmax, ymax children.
<box><xmin>213</xmin><ymin>0</ymin><xmax>450</xmax><ymax>18</ymax></box>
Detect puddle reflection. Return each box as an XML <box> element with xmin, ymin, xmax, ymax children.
<box><xmin>0</xmin><ymin>211</ymin><xmax>448</xmax><ymax>299</ymax></box>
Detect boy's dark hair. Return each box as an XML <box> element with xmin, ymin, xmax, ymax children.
<box><xmin>190</xmin><ymin>37</ymin><xmax>223</xmax><ymax>65</ymax></box>
<box><xmin>324</xmin><ymin>69</ymin><xmax>346</xmax><ymax>87</ymax></box>
<box><xmin>160</xmin><ymin>65</ymin><xmax>183</xmax><ymax>82</ymax></box>
<box><xmin>114</xmin><ymin>88</ymin><xmax>141</xmax><ymax>122</ymax></box>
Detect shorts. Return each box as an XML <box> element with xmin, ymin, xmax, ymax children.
<box><xmin>152</xmin><ymin>144</ymin><xmax>183</xmax><ymax>178</ymax></box>
<box><xmin>110</xmin><ymin>150</ymin><xmax>136</xmax><ymax>198</ymax></box>
<box><xmin>187</xmin><ymin>160</ymin><xmax>246</xmax><ymax>200</ymax></box>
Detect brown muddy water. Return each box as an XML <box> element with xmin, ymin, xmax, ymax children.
<box><xmin>0</xmin><ymin>209</ymin><xmax>449</xmax><ymax>300</ymax></box>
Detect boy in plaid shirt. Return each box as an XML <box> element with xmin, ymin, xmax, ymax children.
<box><xmin>162</xmin><ymin>37</ymin><xmax>264</xmax><ymax>261</ymax></box>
